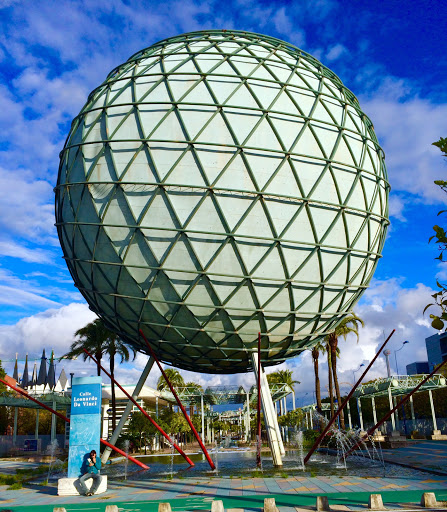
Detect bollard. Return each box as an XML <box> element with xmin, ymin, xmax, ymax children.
<box><xmin>105</xmin><ymin>506</ymin><xmax>119</xmax><ymax>512</ymax></box>
<box><xmin>368</xmin><ymin>494</ymin><xmax>384</xmax><ymax>510</ymax></box>
<box><xmin>421</xmin><ymin>493</ymin><xmax>437</xmax><ymax>508</ymax></box>
<box><xmin>264</xmin><ymin>497</ymin><xmax>279</xmax><ymax>512</ymax></box>
<box><xmin>212</xmin><ymin>500</ymin><xmax>225</xmax><ymax>512</ymax></box>
<box><xmin>159</xmin><ymin>503</ymin><xmax>172</xmax><ymax>512</ymax></box>
<box><xmin>316</xmin><ymin>496</ymin><xmax>330</xmax><ymax>511</ymax></box>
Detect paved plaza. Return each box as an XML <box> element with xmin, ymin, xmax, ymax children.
<box><xmin>1</xmin><ymin>442</ymin><xmax>447</xmax><ymax>512</ymax></box>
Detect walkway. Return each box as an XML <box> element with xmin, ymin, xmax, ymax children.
<box><xmin>1</xmin><ymin>442</ymin><xmax>447</xmax><ymax>512</ymax></box>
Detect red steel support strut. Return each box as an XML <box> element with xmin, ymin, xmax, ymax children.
<box><xmin>256</xmin><ymin>332</ymin><xmax>262</xmax><ymax>468</ymax></box>
<box><xmin>304</xmin><ymin>329</ymin><xmax>395</xmax><ymax>464</ymax></box>
<box><xmin>0</xmin><ymin>376</ymin><xmax>149</xmax><ymax>470</ymax></box>
<box><xmin>83</xmin><ymin>349</ymin><xmax>194</xmax><ymax>466</ymax></box>
<box><xmin>344</xmin><ymin>357</ymin><xmax>447</xmax><ymax>458</ymax></box>
<box><xmin>139</xmin><ymin>329</ymin><xmax>216</xmax><ymax>470</ymax></box>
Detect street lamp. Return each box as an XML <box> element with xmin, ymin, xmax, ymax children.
<box><xmin>352</xmin><ymin>363</ymin><xmax>365</xmax><ymax>384</ymax></box>
<box><xmin>394</xmin><ymin>341</ymin><xmax>410</xmax><ymax>376</ymax></box>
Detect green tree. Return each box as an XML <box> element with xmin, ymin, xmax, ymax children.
<box><xmin>325</xmin><ymin>313</ymin><xmax>364</xmax><ymax>430</ymax></box>
<box><xmin>278</xmin><ymin>409</ymin><xmax>304</xmax><ymax>429</ymax></box>
<box><xmin>157</xmin><ymin>368</ymin><xmax>185</xmax><ymax>391</ymax></box>
<box><xmin>61</xmin><ymin>318</ymin><xmax>136</xmax><ymax>431</ymax></box>
<box><xmin>183</xmin><ymin>381</ymin><xmax>203</xmax><ymax>415</ymax></box>
<box><xmin>425</xmin><ymin>137</ymin><xmax>447</xmax><ymax>329</ymax></box>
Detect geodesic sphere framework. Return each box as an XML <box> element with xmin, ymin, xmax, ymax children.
<box><xmin>55</xmin><ymin>30</ymin><xmax>390</xmax><ymax>374</ymax></box>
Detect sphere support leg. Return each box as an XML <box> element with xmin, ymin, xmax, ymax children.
<box><xmin>251</xmin><ymin>353</ymin><xmax>283</xmax><ymax>467</ymax></box>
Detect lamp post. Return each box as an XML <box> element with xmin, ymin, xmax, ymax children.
<box><xmin>394</xmin><ymin>341</ymin><xmax>410</xmax><ymax>375</ymax></box>
<box><xmin>384</xmin><ymin>349</ymin><xmax>392</xmax><ymax>377</ymax></box>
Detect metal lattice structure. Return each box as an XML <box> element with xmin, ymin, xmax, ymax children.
<box><xmin>352</xmin><ymin>374</ymin><xmax>447</xmax><ymax>398</ymax></box>
<box><xmin>55</xmin><ymin>30</ymin><xmax>389</xmax><ymax>374</ymax></box>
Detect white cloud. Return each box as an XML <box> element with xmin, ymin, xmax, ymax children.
<box><xmin>326</xmin><ymin>43</ymin><xmax>347</xmax><ymax>61</ymax></box>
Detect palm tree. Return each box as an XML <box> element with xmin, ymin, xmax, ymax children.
<box><xmin>184</xmin><ymin>381</ymin><xmax>204</xmax><ymax>416</ymax></box>
<box><xmin>61</xmin><ymin>319</ymin><xmax>111</xmax><ymax>376</ymax></box>
<box><xmin>325</xmin><ymin>313</ymin><xmax>364</xmax><ymax>430</ymax></box>
<box><xmin>157</xmin><ymin>368</ymin><xmax>185</xmax><ymax>391</ymax></box>
<box><xmin>267</xmin><ymin>369</ymin><xmax>300</xmax><ymax>413</ymax></box>
<box><xmin>61</xmin><ymin>318</ymin><xmax>136</xmax><ymax>431</ymax></box>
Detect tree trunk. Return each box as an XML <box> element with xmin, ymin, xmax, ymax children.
<box><xmin>312</xmin><ymin>349</ymin><xmax>323</xmax><ymax>431</ymax></box>
<box><xmin>327</xmin><ymin>346</ymin><xmax>334</xmax><ymax>417</ymax></box>
<box><xmin>110</xmin><ymin>352</ymin><xmax>116</xmax><ymax>432</ymax></box>
<box><xmin>95</xmin><ymin>352</ymin><xmax>102</xmax><ymax>377</ymax></box>
<box><xmin>330</xmin><ymin>334</ymin><xmax>345</xmax><ymax>430</ymax></box>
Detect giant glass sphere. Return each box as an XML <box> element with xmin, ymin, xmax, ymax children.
<box><xmin>56</xmin><ymin>30</ymin><xmax>389</xmax><ymax>374</ymax></box>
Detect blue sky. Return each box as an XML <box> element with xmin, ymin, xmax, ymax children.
<box><xmin>0</xmin><ymin>0</ymin><xmax>446</xmax><ymax>404</ymax></box>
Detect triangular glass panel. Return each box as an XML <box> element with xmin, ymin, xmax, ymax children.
<box><xmin>186</xmin><ymin>277</ymin><xmax>219</xmax><ymax>311</ymax></box>
<box><xmin>245</xmin><ymin>151</ymin><xmax>284</xmax><ymax>191</ymax></box>
<box><xmin>120</xmin><ymin>145</ymin><xmax>159</xmax><ymax>183</ymax></box>
<box><xmin>348</xmin><ymin>253</ymin><xmax>368</xmax><ymax>286</ymax></box>
<box><xmin>225</xmin><ymin>282</ymin><xmax>256</xmax><ymax>311</ymax></box>
<box><xmin>182</xmin><ymin>80</ymin><xmax>215</xmax><ymax>105</ymax></box>
<box><xmin>292</xmin><ymin>285</ymin><xmax>321</xmax><ymax>314</ymax></box>
<box><xmin>165</xmin><ymin>149</ymin><xmax>208</xmax><ymax>187</ymax></box>
<box><xmin>270</xmin><ymin>115</ymin><xmax>305</xmax><ymax>152</ymax></box>
<box><xmin>137</xmin><ymin>80</ymin><xmax>170</xmax><ymax>106</ymax></box>
<box><xmin>265</xmin><ymin>159</ymin><xmax>302</xmax><ymax>198</ymax></box>
<box><xmin>187</xmin><ymin>195</ymin><xmax>226</xmax><ymax>233</ymax></box>
<box><xmin>164</xmin><ymin>270</ymin><xmax>197</xmax><ymax>299</ymax></box>
<box><xmin>215</xmin><ymin>152</ymin><xmax>257</xmax><ymax>192</ymax></box>
<box><xmin>174</xmin><ymin>57</ymin><xmax>198</xmax><ymax>75</ymax></box>
<box><xmin>361</xmin><ymin>174</ymin><xmax>378</xmax><ymax>210</ymax></box>
<box><xmin>92</xmin><ymin>262</ymin><xmax>119</xmax><ymax>294</ymax></box>
<box><xmin>109</xmin><ymin>80</ymin><xmax>133</xmax><ymax>105</ymax></box>
<box><xmin>168</xmin><ymin>76</ymin><xmax>200</xmax><ymax>102</ymax></box>
<box><xmin>311</xmin><ymin>100</ymin><xmax>336</xmax><ymax>125</ymax></box>
<box><xmin>320</xmin><ymin>287</ymin><xmax>344</xmax><ymax>312</ymax></box>
<box><xmin>333</xmin><ymin>134</ymin><xmax>356</xmax><ymax>168</ymax></box>
<box><xmin>291</xmin><ymin>247</ymin><xmax>321</xmax><ymax>281</ymax></box>
<box><xmin>90</xmin><ymin>183</ymin><xmax>115</xmax><ymax>219</ymax></box>
<box><xmin>150</xmin><ymin>111</ymin><xmax>187</xmax><ymax>143</ymax></box>
<box><xmin>149</xmin><ymin>142</ymin><xmax>188</xmax><ymax>181</ymax></box>
<box><xmin>347</xmin><ymin>213</ymin><xmax>368</xmax><ymax>252</ymax></box>
<box><xmin>110</xmin><ymin>108</ymin><xmax>141</xmax><ymax>141</ymax></box>
<box><xmin>163</xmin><ymin>234</ymin><xmax>202</xmax><ymax>272</ymax></box>
<box><xmin>167</xmin><ymin>189</ymin><xmax>204</xmax><ymax>226</ymax></box>
<box><xmin>268</xmin><ymin>62</ymin><xmax>293</xmax><ymax>83</ymax></box>
<box><xmin>207</xmin><ymin>241</ymin><xmax>245</xmax><ymax>277</ymax></box>
<box><xmin>292</xmin><ymin>125</ymin><xmax>325</xmax><ymax>160</ymax></box>
<box><xmin>282</xmin><ymin>205</ymin><xmax>317</xmax><ymax>245</ymax></box>
<box><xmin>142</xmin><ymin>228</ymin><xmax>176</xmax><ymax>263</ymax></box>
<box><xmin>345</xmin><ymin>177</ymin><xmax>366</xmax><ymax>211</ymax></box>
<box><xmin>244</xmin><ymin>117</ymin><xmax>284</xmax><ymax>152</ymax></box>
<box><xmin>320</xmin><ymin>97</ymin><xmax>344</xmax><ymax>125</ymax></box>
<box><xmin>235</xmin><ymin>200</ymin><xmax>275</xmax><ymax>239</ymax></box>
<box><xmin>207</xmin><ymin>310</ymin><xmax>235</xmax><ymax>342</ymax></box>
<box><xmin>178</xmin><ymin>106</ymin><xmax>216</xmax><ymax>141</ymax></box>
<box><xmin>88</xmin><ymin>144</ymin><xmax>118</xmax><ymax>183</ymax></box>
<box><xmin>288</xmin><ymin>89</ymin><xmax>316</xmax><ymax>117</ymax></box>
<box><xmin>265</xmin><ymin>198</ymin><xmax>300</xmax><ymax>237</ymax></box>
<box><xmin>230</xmin><ymin>55</ymin><xmax>259</xmax><ymax>77</ymax></box>
<box><xmin>140</xmin><ymin>192</ymin><xmax>179</xmax><ymax>230</ymax></box>
<box><xmin>195</xmin><ymin>145</ymin><xmax>236</xmax><ymax>185</ymax></box>
<box><xmin>252</xmin><ymin>246</ymin><xmax>286</xmax><ymax>281</ymax></box>
<box><xmin>318</xmin><ymin>213</ymin><xmax>347</xmax><ymax>248</ymax></box>
<box><xmin>309</xmin><ymin>168</ymin><xmax>340</xmax><ymax>206</ymax></box>
<box><xmin>223</xmin><ymin>109</ymin><xmax>262</xmax><ymax>145</ymax></box>
<box><xmin>235</xmin><ymin>238</ymin><xmax>271</xmax><ymax>274</ymax></box>
<box><xmin>111</xmin><ymin>141</ymin><xmax>143</xmax><ymax>179</ymax></box>
<box><xmin>225</xmin><ymin>83</ymin><xmax>259</xmax><ymax>109</ymax></box>
<box><xmin>264</xmin><ymin>286</ymin><xmax>290</xmax><ymax>312</ymax></box>
<box><xmin>189</xmin><ymin>234</ymin><xmax>226</xmax><ymax>270</ymax></box>
<box><xmin>138</xmin><ymin>104</ymin><xmax>170</xmax><ymax>139</ymax></box>
<box><xmin>209</xmin><ymin>275</ymin><xmax>242</xmax><ymax>304</ymax></box>
<box><xmin>343</xmin><ymin>107</ymin><xmax>362</xmax><ymax>134</ymax></box>
<box><xmin>325</xmin><ymin>254</ymin><xmax>348</xmax><ymax>286</ymax></box>
<box><xmin>311</xmin><ymin>123</ymin><xmax>340</xmax><ymax>159</ymax></box>
<box><xmin>214</xmin><ymin>193</ymin><xmax>253</xmax><ymax>232</ymax></box>
<box><xmin>344</xmin><ymin>133</ymin><xmax>364</xmax><ymax>167</ymax></box>
<box><xmin>195</xmin><ymin>55</ymin><xmax>226</xmax><ymax>74</ymax></box>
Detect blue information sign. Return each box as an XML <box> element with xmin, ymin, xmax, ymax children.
<box><xmin>68</xmin><ymin>376</ymin><xmax>102</xmax><ymax>478</ymax></box>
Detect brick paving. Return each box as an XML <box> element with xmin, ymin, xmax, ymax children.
<box><xmin>1</xmin><ymin>441</ymin><xmax>447</xmax><ymax>512</ymax></box>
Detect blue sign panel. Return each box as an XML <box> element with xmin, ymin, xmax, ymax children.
<box><xmin>68</xmin><ymin>376</ymin><xmax>102</xmax><ymax>478</ymax></box>
<box><xmin>71</xmin><ymin>384</ymin><xmax>101</xmax><ymax>415</ymax></box>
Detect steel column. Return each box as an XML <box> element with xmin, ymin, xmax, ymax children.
<box><xmin>357</xmin><ymin>398</ymin><xmax>364</xmax><ymax>430</ymax></box>
<box><xmin>309</xmin><ymin>409</ymin><xmax>313</xmax><ymax>429</ymax></box>
<box><xmin>102</xmin><ymin>356</ymin><xmax>155</xmax><ymax>464</ymax></box>
<box><xmin>251</xmin><ymin>352</ymin><xmax>283</xmax><ymax>467</ymax></box>
<box><xmin>429</xmin><ymin>389</ymin><xmax>438</xmax><ymax>431</ymax></box>
<box><xmin>245</xmin><ymin>391</ymin><xmax>250</xmax><ymax>441</ymax></box>
<box><xmin>201</xmin><ymin>394</ymin><xmax>205</xmax><ymax>439</ymax></box>
<box><xmin>346</xmin><ymin>400</ymin><xmax>352</xmax><ymax>429</ymax></box>
<box><xmin>388</xmin><ymin>387</ymin><xmax>396</xmax><ymax>431</ymax></box>
<box><xmin>51</xmin><ymin>400</ymin><xmax>57</xmax><ymax>443</ymax></box>
<box><xmin>371</xmin><ymin>396</ymin><xmax>377</xmax><ymax>424</ymax></box>
<box><xmin>409</xmin><ymin>395</ymin><xmax>415</xmax><ymax>424</ymax></box>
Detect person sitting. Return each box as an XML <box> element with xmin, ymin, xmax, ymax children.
<box><xmin>78</xmin><ymin>450</ymin><xmax>102</xmax><ymax>496</ymax></box>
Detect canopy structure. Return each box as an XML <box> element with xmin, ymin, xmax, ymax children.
<box><xmin>161</xmin><ymin>382</ymin><xmax>293</xmax><ymax>406</ymax></box>
<box><xmin>0</xmin><ymin>391</ymin><xmax>71</xmax><ymax>410</ymax></box>
<box><xmin>352</xmin><ymin>374</ymin><xmax>447</xmax><ymax>398</ymax></box>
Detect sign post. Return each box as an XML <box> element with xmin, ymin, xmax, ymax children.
<box><xmin>68</xmin><ymin>376</ymin><xmax>102</xmax><ymax>478</ymax></box>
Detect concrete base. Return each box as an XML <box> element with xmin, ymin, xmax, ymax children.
<box><xmin>371</xmin><ymin>430</ymin><xmax>386</xmax><ymax>443</ymax></box>
<box><xmin>384</xmin><ymin>431</ymin><xmax>408</xmax><ymax>448</ymax></box>
<box><xmin>57</xmin><ymin>476</ymin><xmax>107</xmax><ymax>496</ymax></box>
<box><xmin>431</xmin><ymin>430</ymin><xmax>447</xmax><ymax>440</ymax></box>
